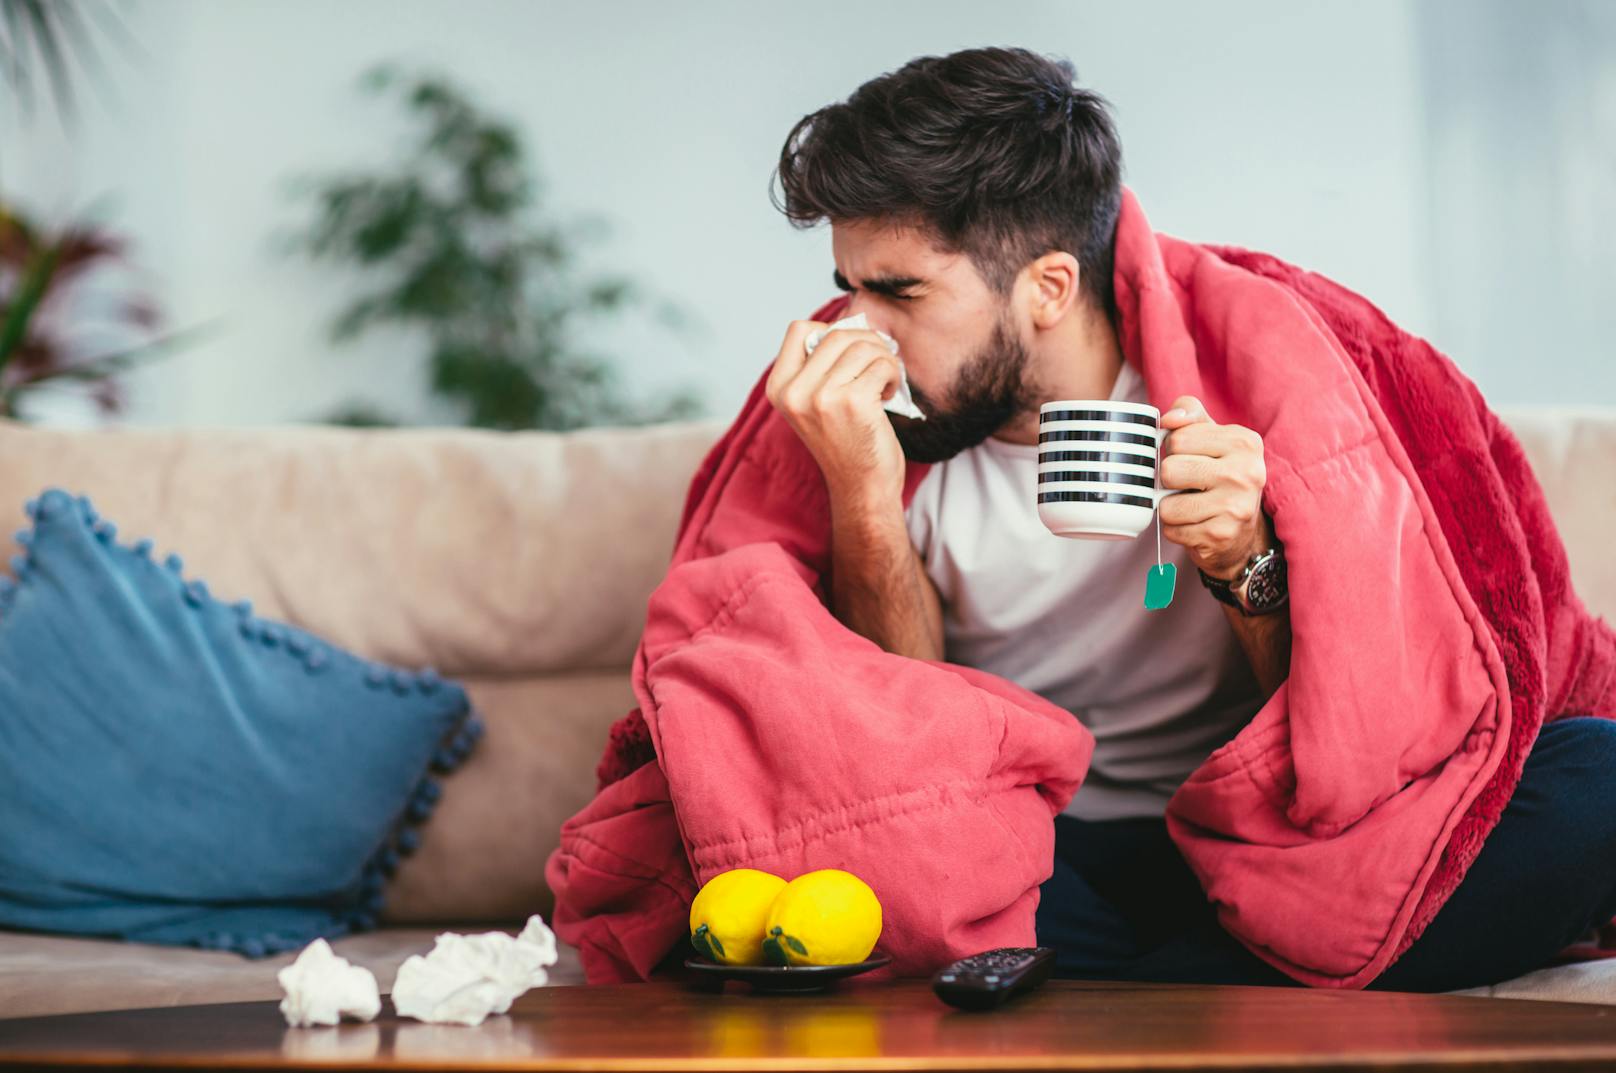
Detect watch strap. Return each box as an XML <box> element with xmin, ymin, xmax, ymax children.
<box><xmin>1198</xmin><ymin>566</ymin><xmax>1246</xmax><ymax>612</ymax></box>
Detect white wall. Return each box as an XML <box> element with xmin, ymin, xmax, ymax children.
<box><xmin>3</xmin><ymin>0</ymin><xmax>1609</xmax><ymax>427</ymax></box>
<box><xmin>1415</xmin><ymin>0</ymin><xmax>1616</xmax><ymax>406</ymax></box>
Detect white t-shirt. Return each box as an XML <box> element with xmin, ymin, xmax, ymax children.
<box><xmin>903</xmin><ymin>358</ymin><xmax>1264</xmax><ymax>821</ymax></box>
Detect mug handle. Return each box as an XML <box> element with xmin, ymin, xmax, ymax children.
<box><xmin>1146</xmin><ymin>486</ymin><xmax>1191</xmax><ymax>505</ymax></box>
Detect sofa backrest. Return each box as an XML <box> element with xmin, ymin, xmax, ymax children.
<box><xmin>1493</xmin><ymin>407</ymin><xmax>1616</xmax><ymax>621</ymax></box>
<box><xmin>0</xmin><ymin>418</ymin><xmax>730</xmax><ymax>677</ymax></box>
<box><xmin>3</xmin><ymin>409</ymin><xmax>1610</xmax><ymax>672</ymax></box>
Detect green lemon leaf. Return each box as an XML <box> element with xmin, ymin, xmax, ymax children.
<box><xmin>690</xmin><ymin>923</ymin><xmax>714</xmax><ymax>960</ymax></box>
<box><xmin>762</xmin><ymin>929</ymin><xmax>788</xmax><ymax>966</ymax></box>
<box><xmin>783</xmin><ymin>933</ymin><xmax>808</xmax><ymax>957</ymax></box>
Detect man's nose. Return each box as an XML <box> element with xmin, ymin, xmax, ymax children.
<box><xmin>841</xmin><ymin>292</ymin><xmax>889</xmax><ymax>337</ymax></box>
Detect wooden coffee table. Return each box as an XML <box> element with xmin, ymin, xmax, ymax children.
<box><xmin>5</xmin><ymin>978</ymin><xmax>1616</xmax><ymax>1071</ymax></box>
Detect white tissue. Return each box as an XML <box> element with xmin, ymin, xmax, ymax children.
<box><xmin>803</xmin><ymin>313</ymin><xmax>926</xmax><ymax>421</ymax></box>
<box><xmin>390</xmin><ymin>914</ymin><xmax>560</xmax><ymax>1027</ymax></box>
<box><xmin>278</xmin><ymin>939</ymin><xmax>382</xmax><ymax>1028</ymax></box>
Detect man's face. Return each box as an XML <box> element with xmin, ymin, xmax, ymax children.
<box><xmin>829</xmin><ymin>219</ymin><xmax>1041</xmax><ymax>463</ymax></box>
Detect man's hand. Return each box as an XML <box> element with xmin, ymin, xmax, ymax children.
<box><xmin>1158</xmin><ymin>395</ymin><xmax>1273</xmax><ymax>580</ymax></box>
<box><xmin>767</xmin><ymin>319</ymin><xmax>942</xmax><ymax>661</ymax></box>
<box><xmin>765</xmin><ymin>320</ymin><xmax>906</xmax><ymax>511</ymax></box>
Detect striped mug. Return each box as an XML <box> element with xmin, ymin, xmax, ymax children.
<box><xmin>1036</xmin><ymin>399</ymin><xmax>1189</xmax><ymax>540</ymax></box>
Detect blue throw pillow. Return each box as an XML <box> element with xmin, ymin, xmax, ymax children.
<box><xmin>0</xmin><ymin>488</ymin><xmax>483</xmax><ymax>958</ymax></box>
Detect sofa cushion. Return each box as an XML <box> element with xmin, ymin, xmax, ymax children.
<box><xmin>382</xmin><ymin>671</ymin><xmax>637</xmax><ymax>924</ymax></box>
<box><xmin>0</xmin><ymin>489</ymin><xmax>480</xmax><ymax>958</ymax></box>
<box><xmin>0</xmin><ymin>927</ymin><xmax>584</xmax><ymax>1020</ymax></box>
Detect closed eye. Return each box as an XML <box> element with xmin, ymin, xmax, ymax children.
<box><xmin>834</xmin><ymin>269</ymin><xmax>921</xmax><ymax>301</ymax></box>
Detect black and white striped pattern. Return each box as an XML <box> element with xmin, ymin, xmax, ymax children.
<box><xmin>1034</xmin><ymin>400</ymin><xmax>1163</xmax><ymax>536</ymax></box>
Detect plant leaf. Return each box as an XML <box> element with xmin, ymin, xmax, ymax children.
<box><xmin>0</xmin><ymin>237</ymin><xmax>63</xmax><ymax>376</ymax></box>
<box><xmin>690</xmin><ymin>923</ymin><xmax>714</xmax><ymax>960</ymax></box>
<box><xmin>1</xmin><ymin>0</ymin><xmax>37</xmax><ymax>114</ymax></box>
<box><xmin>20</xmin><ymin>0</ymin><xmax>76</xmax><ymax>121</ymax></box>
<box><xmin>14</xmin><ymin>321</ymin><xmax>211</xmax><ymax>391</ymax></box>
<box><xmin>45</xmin><ymin>1</ymin><xmax>113</xmax><ymax>114</ymax></box>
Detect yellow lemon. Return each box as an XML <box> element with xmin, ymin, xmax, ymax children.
<box><xmin>689</xmin><ymin>868</ymin><xmax>788</xmax><ymax>965</ymax></box>
<box><xmin>761</xmin><ymin>868</ymin><xmax>882</xmax><ymax>966</ymax></box>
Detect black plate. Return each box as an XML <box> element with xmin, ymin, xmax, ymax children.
<box><xmin>683</xmin><ymin>952</ymin><xmax>891</xmax><ymax>993</ymax></box>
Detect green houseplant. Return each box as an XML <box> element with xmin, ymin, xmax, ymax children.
<box><xmin>288</xmin><ymin>65</ymin><xmax>704</xmax><ymax>431</ymax></box>
<box><xmin>0</xmin><ymin>204</ymin><xmax>184</xmax><ymax>419</ymax></box>
<box><xmin>1</xmin><ymin>1</ymin><xmax>184</xmax><ymax>421</ymax></box>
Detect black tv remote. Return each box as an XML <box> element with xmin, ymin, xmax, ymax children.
<box><xmin>931</xmin><ymin>946</ymin><xmax>1055</xmax><ymax>1010</ymax></box>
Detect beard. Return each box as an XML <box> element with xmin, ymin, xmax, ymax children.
<box><xmin>888</xmin><ymin>312</ymin><xmax>1039</xmax><ymax>464</ymax></box>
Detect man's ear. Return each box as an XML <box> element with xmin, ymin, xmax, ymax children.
<box><xmin>1027</xmin><ymin>251</ymin><xmax>1081</xmax><ymax>329</ymax></box>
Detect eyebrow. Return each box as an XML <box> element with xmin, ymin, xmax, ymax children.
<box><xmin>833</xmin><ymin>268</ymin><xmax>925</xmax><ymax>298</ymax></box>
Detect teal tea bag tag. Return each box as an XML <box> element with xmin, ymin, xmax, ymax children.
<box><xmin>1145</xmin><ymin>473</ymin><xmax>1176</xmax><ymax>611</ymax></box>
<box><xmin>1144</xmin><ymin>561</ymin><xmax>1176</xmax><ymax>610</ymax></box>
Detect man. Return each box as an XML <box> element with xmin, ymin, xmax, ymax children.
<box><xmin>761</xmin><ymin>45</ymin><xmax>1616</xmax><ymax>989</ymax></box>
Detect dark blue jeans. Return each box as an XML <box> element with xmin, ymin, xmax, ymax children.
<box><xmin>1035</xmin><ymin>717</ymin><xmax>1616</xmax><ymax>991</ymax></box>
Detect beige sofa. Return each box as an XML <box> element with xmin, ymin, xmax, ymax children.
<box><xmin>0</xmin><ymin>406</ymin><xmax>1613</xmax><ymax>1019</ymax></box>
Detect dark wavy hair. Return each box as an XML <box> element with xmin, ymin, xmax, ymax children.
<box><xmin>772</xmin><ymin>46</ymin><xmax>1124</xmax><ymax>320</ymax></box>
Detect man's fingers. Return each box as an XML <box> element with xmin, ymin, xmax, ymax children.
<box><xmin>1162</xmin><ymin>513</ymin><xmax>1250</xmax><ymax>551</ymax></box>
<box><xmin>1159</xmin><ymin>451</ymin><xmax>1217</xmax><ymax>491</ymax></box>
<box><xmin>1163</xmin><ymin>421</ymin><xmax>1241</xmax><ymax>459</ymax></box>
<box><xmin>836</xmin><ymin>352</ymin><xmax>904</xmax><ymax>413</ymax></box>
<box><xmin>767</xmin><ymin>320</ymin><xmax>826</xmax><ymax>401</ymax></box>
<box><xmin>801</xmin><ymin>346</ymin><xmax>890</xmax><ymax>411</ymax></box>
<box><xmin>783</xmin><ymin>336</ymin><xmax>893</xmax><ymax>413</ymax></box>
<box><xmin>779</xmin><ymin>328</ymin><xmax>856</xmax><ymax>409</ymax></box>
<box><xmin>1159</xmin><ymin>487</ymin><xmax>1230</xmax><ymax>527</ymax></box>
<box><xmin>1161</xmin><ymin>394</ymin><xmax>1210</xmax><ymax>426</ymax></box>
<box><xmin>829</xmin><ymin>347</ymin><xmax>900</xmax><ymax>392</ymax></box>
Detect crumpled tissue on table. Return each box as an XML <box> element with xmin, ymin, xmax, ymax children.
<box><xmin>803</xmin><ymin>312</ymin><xmax>926</xmax><ymax>421</ymax></box>
<box><xmin>277</xmin><ymin>939</ymin><xmax>382</xmax><ymax>1027</ymax></box>
<box><xmin>390</xmin><ymin>914</ymin><xmax>560</xmax><ymax>1027</ymax></box>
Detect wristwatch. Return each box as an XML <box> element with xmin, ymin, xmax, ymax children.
<box><xmin>1198</xmin><ymin>544</ymin><xmax>1288</xmax><ymax>616</ymax></box>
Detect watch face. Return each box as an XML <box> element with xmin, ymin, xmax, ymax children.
<box><xmin>1244</xmin><ymin>554</ymin><xmax>1287</xmax><ymax>611</ymax></box>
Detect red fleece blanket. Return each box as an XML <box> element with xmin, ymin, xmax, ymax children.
<box><xmin>1207</xmin><ymin>243</ymin><xmax>1616</xmax><ymax>959</ymax></box>
<box><xmin>545</xmin><ymin>190</ymin><xmax>1616</xmax><ymax>987</ymax></box>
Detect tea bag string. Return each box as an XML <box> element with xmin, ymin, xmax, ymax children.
<box><xmin>1155</xmin><ymin>497</ymin><xmax>1164</xmax><ymax>576</ymax></box>
<box><xmin>1155</xmin><ymin>438</ymin><xmax>1166</xmax><ymax>576</ymax></box>
<box><xmin>1142</xmin><ymin>421</ymin><xmax>1178</xmax><ymax>611</ymax></box>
